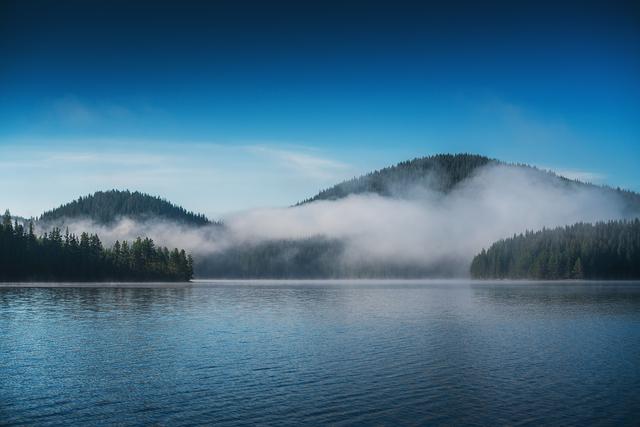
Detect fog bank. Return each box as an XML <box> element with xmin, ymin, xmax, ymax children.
<box><xmin>223</xmin><ymin>165</ymin><xmax>628</xmax><ymax>269</ymax></box>
<box><xmin>42</xmin><ymin>165</ymin><xmax>634</xmax><ymax>275</ymax></box>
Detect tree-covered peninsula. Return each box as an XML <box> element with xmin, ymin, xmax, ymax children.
<box><xmin>0</xmin><ymin>210</ymin><xmax>193</xmax><ymax>282</ymax></box>
<box><xmin>470</xmin><ymin>219</ymin><xmax>640</xmax><ymax>280</ymax></box>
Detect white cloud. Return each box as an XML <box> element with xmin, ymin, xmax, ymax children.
<box><xmin>0</xmin><ymin>140</ymin><xmax>358</xmax><ymax>218</ymax></box>
<box><xmin>50</xmin><ymin>95</ymin><xmax>133</xmax><ymax>127</ymax></box>
<box><xmin>52</xmin><ymin>96</ymin><xmax>96</xmax><ymax>126</ymax></box>
<box><xmin>46</xmin><ymin>152</ymin><xmax>168</xmax><ymax>166</ymax></box>
<box><xmin>245</xmin><ymin>145</ymin><xmax>351</xmax><ymax>180</ymax></box>
<box><xmin>52</xmin><ymin>164</ymin><xmax>633</xmax><ymax>277</ymax></box>
<box><xmin>222</xmin><ymin>165</ymin><xmax>627</xmax><ymax>266</ymax></box>
<box><xmin>480</xmin><ymin>98</ymin><xmax>574</xmax><ymax>146</ymax></box>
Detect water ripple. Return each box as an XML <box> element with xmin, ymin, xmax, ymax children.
<box><xmin>1</xmin><ymin>281</ymin><xmax>639</xmax><ymax>425</ymax></box>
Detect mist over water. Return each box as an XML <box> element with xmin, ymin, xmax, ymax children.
<box><xmin>41</xmin><ymin>165</ymin><xmax>632</xmax><ymax>275</ymax></box>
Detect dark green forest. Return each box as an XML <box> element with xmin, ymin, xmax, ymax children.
<box><xmin>5</xmin><ymin>154</ymin><xmax>640</xmax><ymax>280</ymax></box>
<box><xmin>40</xmin><ymin>190</ymin><xmax>212</xmax><ymax>226</ymax></box>
<box><xmin>299</xmin><ymin>154</ymin><xmax>640</xmax><ymax>216</ymax></box>
<box><xmin>197</xmin><ymin>238</ymin><xmax>345</xmax><ymax>278</ymax></box>
<box><xmin>299</xmin><ymin>154</ymin><xmax>495</xmax><ymax>203</ymax></box>
<box><xmin>196</xmin><ymin>237</ymin><xmax>465</xmax><ymax>278</ymax></box>
<box><xmin>1</xmin><ymin>210</ymin><xmax>193</xmax><ymax>282</ymax></box>
<box><xmin>470</xmin><ymin>219</ymin><xmax>640</xmax><ymax>280</ymax></box>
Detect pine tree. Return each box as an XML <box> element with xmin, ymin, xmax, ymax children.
<box><xmin>571</xmin><ymin>258</ymin><xmax>584</xmax><ymax>279</ymax></box>
<box><xmin>0</xmin><ymin>220</ymin><xmax>193</xmax><ymax>282</ymax></box>
<box><xmin>470</xmin><ymin>219</ymin><xmax>639</xmax><ymax>280</ymax></box>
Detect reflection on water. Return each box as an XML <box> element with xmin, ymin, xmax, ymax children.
<box><xmin>473</xmin><ymin>281</ymin><xmax>640</xmax><ymax>314</ymax></box>
<box><xmin>1</xmin><ymin>281</ymin><xmax>639</xmax><ymax>425</ymax></box>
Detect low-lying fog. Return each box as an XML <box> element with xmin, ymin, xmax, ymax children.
<box><xmin>40</xmin><ymin>164</ymin><xmax>632</xmax><ymax>274</ymax></box>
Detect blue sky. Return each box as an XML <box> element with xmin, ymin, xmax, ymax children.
<box><xmin>1</xmin><ymin>0</ymin><xmax>639</xmax><ymax>218</ymax></box>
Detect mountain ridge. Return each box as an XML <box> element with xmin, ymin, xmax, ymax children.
<box><xmin>22</xmin><ymin>153</ymin><xmax>640</xmax><ymax>279</ymax></box>
<box><xmin>33</xmin><ymin>155</ymin><xmax>640</xmax><ymax>227</ymax></box>
<box><xmin>299</xmin><ymin>153</ymin><xmax>640</xmax><ymax>215</ymax></box>
<box><xmin>39</xmin><ymin>190</ymin><xmax>213</xmax><ymax>226</ymax></box>
<box><xmin>299</xmin><ymin>153</ymin><xmax>495</xmax><ymax>204</ymax></box>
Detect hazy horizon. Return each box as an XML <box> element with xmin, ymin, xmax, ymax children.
<box><xmin>2</xmin><ymin>2</ymin><xmax>640</xmax><ymax>425</ymax></box>
<box><xmin>3</xmin><ymin>151</ymin><xmax>639</xmax><ymax>219</ymax></box>
<box><xmin>2</xmin><ymin>1</ymin><xmax>639</xmax><ymax>217</ymax></box>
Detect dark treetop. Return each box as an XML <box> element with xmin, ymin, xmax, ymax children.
<box><xmin>299</xmin><ymin>154</ymin><xmax>640</xmax><ymax>216</ymax></box>
<box><xmin>195</xmin><ymin>237</ymin><xmax>465</xmax><ymax>279</ymax></box>
<box><xmin>39</xmin><ymin>190</ymin><xmax>211</xmax><ymax>226</ymax></box>
<box><xmin>470</xmin><ymin>219</ymin><xmax>640</xmax><ymax>280</ymax></box>
<box><xmin>299</xmin><ymin>153</ymin><xmax>495</xmax><ymax>203</ymax></box>
<box><xmin>1</xmin><ymin>210</ymin><xmax>193</xmax><ymax>282</ymax></box>
<box><xmin>195</xmin><ymin>153</ymin><xmax>640</xmax><ymax>279</ymax></box>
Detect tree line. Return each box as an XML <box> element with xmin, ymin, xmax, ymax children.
<box><xmin>299</xmin><ymin>154</ymin><xmax>495</xmax><ymax>204</ymax></box>
<box><xmin>197</xmin><ymin>237</ymin><xmax>465</xmax><ymax>278</ymax></box>
<box><xmin>298</xmin><ymin>153</ymin><xmax>640</xmax><ymax>220</ymax></box>
<box><xmin>1</xmin><ymin>210</ymin><xmax>193</xmax><ymax>282</ymax></box>
<box><xmin>470</xmin><ymin>219</ymin><xmax>640</xmax><ymax>280</ymax></box>
<box><xmin>40</xmin><ymin>190</ymin><xmax>212</xmax><ymax>226</ymax></box>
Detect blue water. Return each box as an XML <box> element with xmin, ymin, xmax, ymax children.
<box><xmin>1</xmin><ymin>280</ymin><xmax>639</xmax><ymax>426</ymax></box>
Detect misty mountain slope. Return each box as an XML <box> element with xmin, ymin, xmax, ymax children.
<box><xmin>196</xmin><ymin>237</ymin><xmax>345</xmax><ymax>279</ymax></box>
<box><xmin>201</xmin><ymin>158</ymin><xmax>640</xmax><ymax>279</ymax></box>
<box><xmin>299</xmin><ymin>154</ymin><xmax>497</xmax><ymax>203</ymax></box>
<box><xmin>31</xmin><ymin>155</ymin><xmax>640</xmax><ymax>279</ymax></box>
<box><xmin>299</xmin><ymin>153</ymin><xmax>640</xmax><ymax>215</ymax></box>
<box><xmin>39</xmin><ymin>190</ymin><xmax>212</xmax><ymax>226</ymax></box>
<box><xmin>194</xmin><ymin>236</ymin><xmax>467</xmax><ymax>279</ymax></box>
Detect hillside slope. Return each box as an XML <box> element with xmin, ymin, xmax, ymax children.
<box><xmin>300</xmin><ymin>153</ymin><xmax>496</xmax><ymax>203</ymax></box>
<box><xmin>40</xmin><ymin>190</ymin><xmax>211</xmax><ymax>226</ymax></box>
<box><xmin>299</xmin><ymin>153</ymin><xmax>640</xmax><ymax>215</ymax></box>
<box><xmin>194</xmin><ymin>153</ymin><xmax>640</xmax><ymax>279</ymax></box>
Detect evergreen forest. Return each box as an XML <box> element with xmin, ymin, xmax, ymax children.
<box><xmin>470</xmin><ymin>219</ymin><xmax>640</xmax><ymax>279</ymax></box>
<box><xmin>0</xmin><ymin>210</ymin><xmax>193</xmax><ymax>282</ymax></box>
<box><xmin>40</xmin><ymin>190</ymin><xmax>211</xmax><ymax>226</ymax></box>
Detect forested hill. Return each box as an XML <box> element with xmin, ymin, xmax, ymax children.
<box><xmin>40</xmin><ymin>190</ymin><xmax>211</xmax><ymax>226</ymax></box>
<box><xmin>470</xmin><ymin>219</ymin><xmax>640</xmax><ymax>280</ymax></box>
<box><xmin>298</xmin><ymin>154</ymin><xmax>640</xmax><ymax>214</ymax></box>
<box><xmin>299</xmin><ymin>154</ymin><xmax>496</xmax><ymax>203</ymax></box>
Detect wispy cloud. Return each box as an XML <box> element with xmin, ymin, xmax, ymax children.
<box><xmin>52</xmin><ymin>96</ymin><xmax>96</xmax><ymax>126</ymax></box>
<box><xmin>49</xmin><ymin>95</ymin><xmax>133</xmax><ymax>127</ymax></box>
<box><xmin>478</xmin><ymin>97</ymin><xmax>574</xmax><ymax>146</ymax></box>
<box><xmin>246</xmin><ymin>145</ymin><xmax>351</xmax><ymax>180</ymax></box>
<box><xmin>552</xmin><ymin>169</ymin><xmax>606</xmax><ymax>183</ymax></box>
<box><xmin>46</xmin><ymin>152</ymin><xmax>167</xmax><ymax>166</ymax></box>
<box><xmin>0</xmin><ymin>140</ymin><xmax>358</xmax><ymax>217</ymax></box>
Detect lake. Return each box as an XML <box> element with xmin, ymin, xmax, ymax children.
<box><xmin>1</xmin><ymin>280</ymin><xmax>639</xmax><ymax>425</ymax></box>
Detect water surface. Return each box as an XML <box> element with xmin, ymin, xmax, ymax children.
<box><xmin>1</xmin><ymin>280</ymin><xmax>639</xmax><ymax>425</ymax></box>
